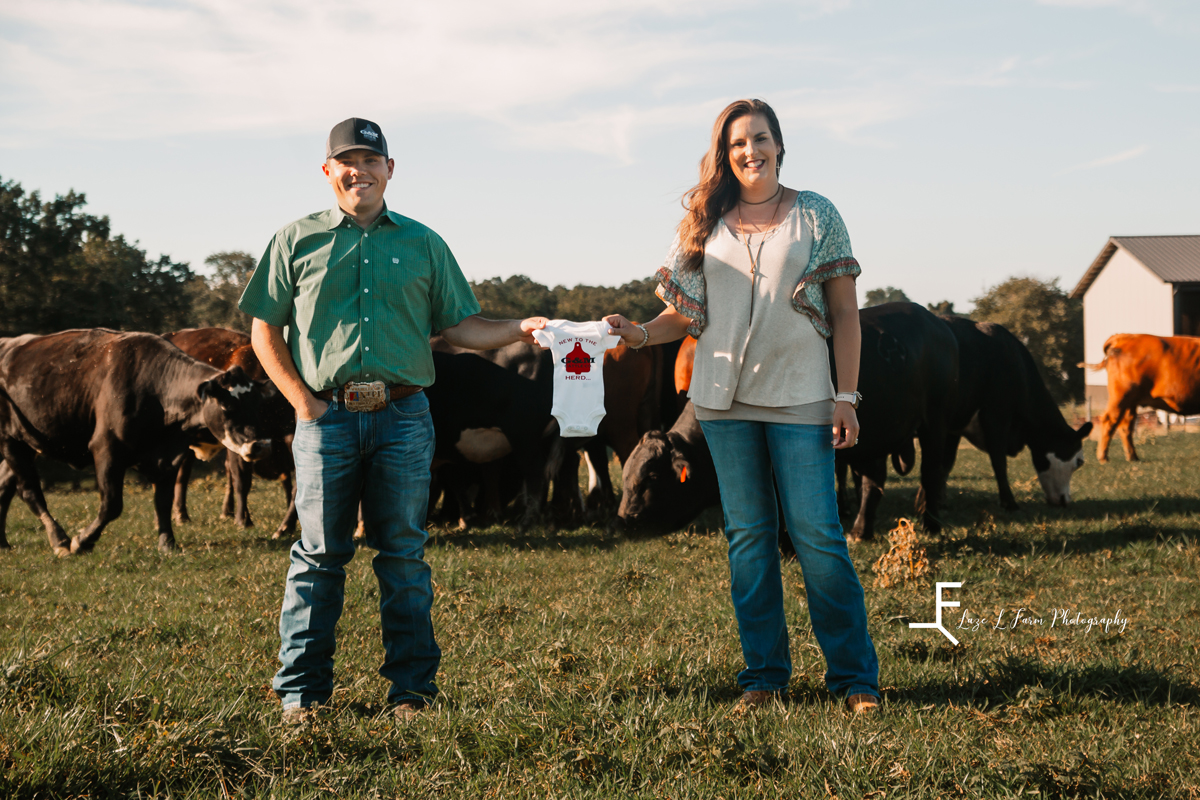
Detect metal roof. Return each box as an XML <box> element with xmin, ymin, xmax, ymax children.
<box><xmin>1071</xmin><ymin>235</ymin><xmax>1200</xmax><ymax>298</ymax></box>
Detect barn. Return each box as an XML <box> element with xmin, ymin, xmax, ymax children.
<box><xmin>1070</xmin><ymin>235</ymin><xmax>1200</xmax><ymax>410</ymax></box>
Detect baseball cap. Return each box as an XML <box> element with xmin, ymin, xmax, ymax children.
<box><xmin>326</xmin><ymin>118</ymin><xmax>388</xmax><ymax>159</ymax></box>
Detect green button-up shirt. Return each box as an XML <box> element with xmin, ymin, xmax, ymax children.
<box><xmin>239</xmin><ymin>205</ymin><xmax>480</xmax><ymax>390</ymax></box>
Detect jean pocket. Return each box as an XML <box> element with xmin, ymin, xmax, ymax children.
<box><xmin>296</xmin><ymin>401</ymin><xmax>336</xmax><ymax>425</ymax></box>
<box><xmin>388</xmin><ymin>393</ymin><xmax>429</xmax><ymax>419</ymax></box>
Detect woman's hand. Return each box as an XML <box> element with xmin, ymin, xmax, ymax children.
<box><xmin>832</xmin><ymin>402</ymin><xmax>859</xmax><ymax>449</ymax></box>
<box><xmin>603</xmin><ymin>314</ymin><xmax>645</xmax><ymax>346</ymax></box>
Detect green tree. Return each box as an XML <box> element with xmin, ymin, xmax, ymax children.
<box><xmin>190</xmin><ymin>251</ymin><xmax>256</xmax><ymax>332</ymax></box>
<box><xmin>0</xmin><ymin>175</ymin><xmax>195</xmax><ymax>335</ymax></box>
<box><xmin>555</xmin><ymin>278</ymin><xmax>663</xmax><ymax>323</ymax></box>
<box><xmin>471</xmin><ymin>275</ymin><xmax>557</xmax><ymax>319</ymax></box>
<box><xmin>863</xmin><ymin>286</ymin><xmax>911</xmax><ymax>307</ymax></box>
<box><xmin>971</xmin><ymin>276</ymin><xmax>1083</xmax><ymax>404</ymax></box>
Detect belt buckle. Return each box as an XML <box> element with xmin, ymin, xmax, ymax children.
<box><xmin>343</xmin><ymin>380</ymin><xmax>387</xmax><ymax>412</ymax></box>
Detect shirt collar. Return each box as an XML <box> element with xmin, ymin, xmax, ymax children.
<box><xmin>326</xmin><ymin>203</ymin><xmax>401</xmax><ymax>232</ymax></box>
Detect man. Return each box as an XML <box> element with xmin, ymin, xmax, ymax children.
<box><xmin>239</xmin><ymin>117</ymin><xmax>544</xmax><ymax>720</ymax></box>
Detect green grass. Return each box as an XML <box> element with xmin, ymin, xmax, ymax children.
<box><xmin>2</xmin><ymin>431</ymin><xmax>1199</xmax><ymax>798</ymax></box>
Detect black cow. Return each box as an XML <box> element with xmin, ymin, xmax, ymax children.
<box><xmin>940</xmin><ymin>316</ymin><xmax>1093</xmax><ymax>508</ymax></box>
<box><xmin>615</xmin><ymin>303</ymin><xmax>960</xmax><ymax>541</ymax></box>
<box><xmin>425</xmin><ymin>350</ymin><xmax>558</xmax><ymax>531</ymax></box>
<box><xmin>0</xmin><ymin>329</ymin><xmax>270</xmax><ymax>555</ymax></box>
<box><xmin>163</xmin><ymin>327</ymin><xmax>298</xmax><ymax>539</ymax></box>
<box><xmin>838</xmin><ymin>303</ymin><xmax>959</xmax><ymax>540</ymax></box>
<box><xmin>614</xmin><ymin>402</ymin><xmax>719</xmax><ymax>534</ymax></box>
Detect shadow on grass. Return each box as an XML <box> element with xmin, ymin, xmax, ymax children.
<box><xmin>887</xmin><ymin>655</ymin><xmax>1200</xmax><ymax>710</ymax></box>
<box><xmin>924</xmin><ymin>522</ymin><xmax>1196</xmax><ymax>560</ymax></box>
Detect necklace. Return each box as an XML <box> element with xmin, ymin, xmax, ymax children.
<box><xmin>738</xmin><ymin>184</ymin><xmax>782</xmax><ymax>205</ymax></box>
<box><xmin>737</xmin><ymin>186</ymin><xmax>787</xmax><ymax>276</ymax></box>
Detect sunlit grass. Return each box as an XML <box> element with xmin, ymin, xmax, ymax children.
<box><xmin>2</xmin><ymin>433</ymin><xmax>1199</xmax><ymax>798</ymax></box>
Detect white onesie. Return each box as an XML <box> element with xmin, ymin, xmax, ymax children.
<box><xmin>532</xmin><ymin>320</ymin><xmax>623</xmax><ymax>437</ymax></box>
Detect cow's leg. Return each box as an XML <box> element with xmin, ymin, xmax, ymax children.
<box><xmin>975</xmin><ymin>412</ymin><xmax>1019</xmax><ymax>510</ymax></box>
<box><xmin>271</xmin><ymin>472</ymin><xmax>299</xmax><ymax>540</ymax></box>
<box><xmin>72</xmin><ymin>454</ymin><xmax>128</xmax><ymax>554</ymax></box>
<box><xmin>847</xmin><ymin>458</ymin><xmax>886</xmax><ymax>542</ymax></box>
<box><xmin>225</xmin><ymin>450</ymin><xmax>254</xmax><ymax>528</ymax></box>
<box><xmin>1</xmin><ymin>445</ymin><xmax>71</xmax><ymax>555</ymax></box>
<box><xmin>835</xmin><ymin>458</ymin><xmax>852</xmax><ymax>516</ymax></box>
<box><xmin>1095</xmin><ymin>410</ymin><xmax>1116</xmax><ymax>464</ymax></box>
<box><xmin>549</xmin><ymin>446</ymin><xmax>583</xmax><ymax>527</ymax></box>
<box><xmin>1117</xmin><ymin>407</ymin><xmax>1140</xmax><ymax>462</ymax></box>
<box><xmin>173</xmin><ymin>451</ymin><xmax>194</xmax><ymax>523</ymax></box>
<box><xmin>583</xmin><ymin>439</ymin><xmax>615</xmax><ymax>515</ymax></box>
<box><xmin>0</xmin><ymin>460</ymin><xmax>17</xmax><ymax>549</ymax></box>
<box><xmin>915</xmin><ymin>423</ymin><xmax>949</xmax><ymax>534</ymax></box>
<box><xmin>151</xmin><ymin>469</ymin><xmax>181</xmax><ymax>553</ymax></box>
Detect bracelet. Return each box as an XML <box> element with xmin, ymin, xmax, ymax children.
<box><xmin>629</xmin><ymin>323</ymin><xmax>650</xmax><ymax>350</ymax></box>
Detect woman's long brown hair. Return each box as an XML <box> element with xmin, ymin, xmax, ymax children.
<box><xmin>676</xmin><ymin>99</ymin><xmax>785</xmax><ymax>274</ymax></box>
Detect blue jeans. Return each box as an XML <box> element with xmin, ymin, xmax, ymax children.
<box><xmin>698</xmin><ymin>419</ymin><xmax>879</xmax><ymax>699</ymax></box>
<box><xmin>274</xmin><ymin>392</ymin><xmax>439</xmax><ymax>708</ymax></box>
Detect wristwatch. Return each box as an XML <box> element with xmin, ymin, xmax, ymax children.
<box><xmin>835</xmin><ymin>391</ymin><xmax>863</xmax><ymax>409</ymax></box>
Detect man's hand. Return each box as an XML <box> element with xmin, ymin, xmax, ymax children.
<box><xmin>517</xmin><ymin>317</ymin><xmax>548</xmax><ymax>345</ymax></box>
<box><xmin>297</xmin><ymin>395</ymin><xmax>330</xmax><ymax>422</ymax></box>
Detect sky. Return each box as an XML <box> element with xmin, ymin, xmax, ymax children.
<box><xmin>1</xmin><ymin>0</ymin><xmax>1197</xmax><ymax>312</ymax></box>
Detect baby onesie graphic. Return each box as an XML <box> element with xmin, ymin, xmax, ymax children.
<box><xmin>532</xmin><ymin>320</ymin><xmax>622</xmax><ymax>437</ymax></box>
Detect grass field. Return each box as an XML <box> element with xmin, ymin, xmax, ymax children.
<box><xmin>2</xmin><ymin>430</ymin><xmax>1199</xmax><ymax>799</ymax></box>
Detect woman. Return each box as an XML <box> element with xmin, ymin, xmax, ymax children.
<box><xmin>605</xmin><ymin>99</ymin><xmax>879</xmax><ymax>713</ymax></box>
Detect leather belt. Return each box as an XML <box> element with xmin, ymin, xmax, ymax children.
<box><xmin>313</xmin><ymin>384</ymin><xmax>422</xmax><ymax>403</ymax></box>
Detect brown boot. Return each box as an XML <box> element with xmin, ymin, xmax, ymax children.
<box><xmin>846</xmin><ymin>693</ymin><xmax>879</xmax><ymax>714</ymax></box>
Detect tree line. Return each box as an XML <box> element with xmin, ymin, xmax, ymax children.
<box><xmin>1</xmin><ymin>175</ymin><xmax>1082</xmax><ymax>402</ymax></box>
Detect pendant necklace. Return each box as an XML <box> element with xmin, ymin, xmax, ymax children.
<box><xmin>738</xmin><ymin>185</ymin><xmax>787</xmax><ymax>277</ymax></box>
<box><xmin>738</xmin><ymin>185</ymin><xmax>787</xmax><ymax>324</ymax></box>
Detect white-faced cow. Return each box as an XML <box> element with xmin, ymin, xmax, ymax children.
<box><xmin>163</xmin><ymin>327</ymin><xmax>298</xmax><ymax>539</ymax></box>
<box><xmin>941</xmin><ymin>316</ymin><xmax>1093</xmax><ymax>508</ymax></box>
<box><xmin>0</xmin><ymin>329</ymin><xmax>271</xmax><ymax>555</ymax></box>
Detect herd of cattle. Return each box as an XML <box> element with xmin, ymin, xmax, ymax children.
<box><xmin>0</xmin><ymin>302</ymin><xmax>1195</xmax><ymax>556</ymax></box>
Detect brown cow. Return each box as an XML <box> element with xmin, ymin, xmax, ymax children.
<box><xmin>1088</xmin><ymin>333</ymin><xmax>1200</xmax><ymax>463</ymax></box>
<box><xmin>162</xmin><ymin>328</ymin><xmax>298</xmax><ymax>538</ymax></box>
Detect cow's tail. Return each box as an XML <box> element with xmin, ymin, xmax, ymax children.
<box><xmin>1078</xmin><ymin>358</ymin><xmax>1107</xmax><ymax>372</ymax></box>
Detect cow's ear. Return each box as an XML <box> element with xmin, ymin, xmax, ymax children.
<box><xmin>1076</xmin><ymin>421</ymin><xmax>1093</xmax><ymax>439</ymax></box>
<box><xmin>218</xmin><ymin>365</ymin><xmax>249</xmax><ymax>388</ymax></box>
<box><xmin>197</xmin><ymin>377</ymin><xmax>227</xmax><ymax>402</ymax></box>
<box><xmin>672</xmin><ymin>458</ymin><xmax>690</xmax><ymax>483</ymax></box>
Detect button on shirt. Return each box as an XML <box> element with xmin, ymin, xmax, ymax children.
<box><xmin>239</xmin><ymin>205</ymin><xmax>481</xmax><ymax>390</ymax></box>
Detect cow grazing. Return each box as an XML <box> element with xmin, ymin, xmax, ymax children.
<box><xmin>942</xmin><ymin>316</ymin><xmax>1093</xmax><ymax>507</ymax></box>
<box><xmin>162</xmin><ymin>327</ymin><xmax>298</xmax><ymax>539</ymax></box>
<box><xmin>615</xmin><ymin>401</ymin><xmax>720</xmax><ymax>534</ymax></box>
<box><xmin>837</xmin><ymin>303</ymin><xmax>959</xmax><ymax>540</ymax></box>
<box><xmin>0</xmin><ymin>329</ymin><xmax>270</xmax><ymax>555</ymax></box>
<box><xmin>1088</xmin><ymin>333</ymin><xmax>1200</xmax><ymax>463</ymax></box>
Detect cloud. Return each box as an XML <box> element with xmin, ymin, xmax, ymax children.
<box><xmin>1057</xmin><ymin>144</ymin><xmax>1149</xmax><ymax>174</ymax></box>
<box><xmin>0</xmin><ymin>0</ymin><xmax>902</xmax><ymax>156</ymax></box>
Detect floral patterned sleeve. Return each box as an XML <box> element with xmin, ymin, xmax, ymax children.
<box><xmin>792</xmin><ymin>191</ymin><xmax>862</xmax><ymax>338</ymax></box>
<box><xmin>654</xmin><ymin>235</ymin><xmax>708</xmax><ymax>338</ymax></box>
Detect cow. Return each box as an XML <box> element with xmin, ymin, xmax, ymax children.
<box><xmin>427</xmin><ymin>335</ymin><xmax>672</xmax><ymax>527</ymax></box>
<box><xmin>942</xmin><ymin>316</ymin><xmax>1093</xmax><ymax>507</ymax></box>
<box><xmin>614</xmin><ymin>401</ymin><xmax>720</xmax><ymax>534</ymax></box>
<box><xmin>1087</xmin><ymin>333</ymin><xmax>1200</xmax><ymax>463</ymax></box>
<box><xmin>162</xmin><ymin>328</ymin><xmax>299</xmax><ymax>539</ymax></box>
<box><xmin>835</xmin><ymin>303</ymin><xmax>959</xmax><ymax>540</ymax></box>
<box><xmin>425</xmin><ymin>350</ymin><xmax>559</xmax><ymax>531</ymax></box>
<box><xmin>0</xmin><ymin>329</ymin><xmax>271</xmax><ymax>555</ymax></box>
<box><xmin>616</xmin><ymin>303</ymin><xmax>960</xmax><ymax>541</ymax></box>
